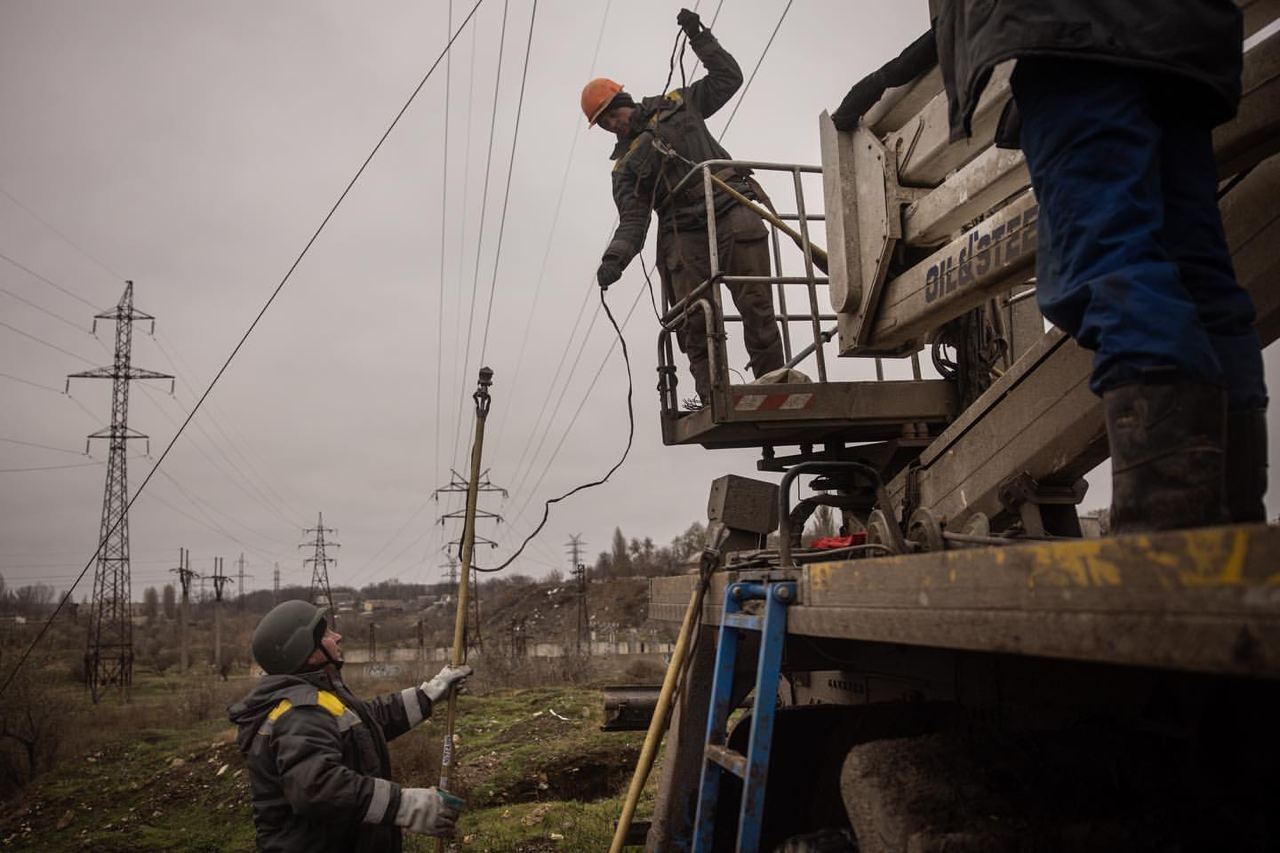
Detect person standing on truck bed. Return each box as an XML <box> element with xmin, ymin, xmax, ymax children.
<box><xmin>586</xmin><ymin>7</ymin><xmax>785</xmax><ymax>410</ymax></box>
<box><xmin>831</xmin><ymin>0</ymin><xmax>1267</xmax><ymax>533</ymax></box>
<box><xmin>228</xmin><ymin>600</ymin><xmax>473</xmax><ymax>851</ymax></box>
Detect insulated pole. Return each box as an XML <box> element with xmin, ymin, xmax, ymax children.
<box><xmin>437</xmin><ymin>367</ymin><xmax>493</xmax><ymax>820</ymax></box>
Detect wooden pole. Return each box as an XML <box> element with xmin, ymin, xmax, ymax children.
<box><xmin>609</xmin><ymin>577</ymin><xmax>709</xmax><ymax>853</ymax></box>
<box><xmin>437</xmin><ymin>368</ymin><xmax>493</xmax><ymax>837</ymax></box>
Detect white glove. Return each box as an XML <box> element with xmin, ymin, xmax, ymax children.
<box><xmin>421</xmin><ymin>664</ymin><xmax>473</xmax><ymax>703</ymax></box>
<box><xmin>394</xmin><ymin>786</ymin><xmax>463</xmax><ymax>837</ymax></box>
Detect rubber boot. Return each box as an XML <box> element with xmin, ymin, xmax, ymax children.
<box><xmin>1226</xmin><ymin>408</ymin><xmax>1268</xmax><ymax>523</ymax></box>
<box><xmin>1104</xmin><ymin>379</ymin><xmax>1228</xmax><ymax>534</ymax></box>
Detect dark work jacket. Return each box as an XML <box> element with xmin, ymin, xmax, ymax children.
<box><xmin>930</xmin><ymin>0</ymin><xmax>1244</xmax><ymax>140</ymax></box>
<box><xmin>603</xmin><ymin>29</ymin><xmax>748</xmax><ymax>271</ymax></box>
<box><xmin>228</xmin><ymin>669</ymin><xmax>433</xmax><ymax>853</ymax></box>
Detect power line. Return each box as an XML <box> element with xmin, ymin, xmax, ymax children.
<box><xmin>503</xmin><ymin>282</ymin><xmax>644</xmax><ymax>537</ymax></box>
<box><xmin>0</xmin><ymin>318</ymin><xmax>97</xmax><ymax>365</ymax></box>
<box><xmin>476</xmin><ymin>288</ymin><xmax>637</xmax><ymax>573</ymax></box>
<box><xmin>718</xmin><ymin>0</ymin><xmax>793</xmax><ymax>140</ymax></box>
<box><xmin>0</xmin><ymin>249</ymin><xmax>101</xmax><ymax>310</ymax></box>
<box><xmin>0</xmin><ymin>0</ymin><xmax>486</xmax><ymax>700</ymax></box>
<box><xmin>0</xmin><ymin>435</ymin><xmax>87</xmax><ymax>456</ymax></box>
<box><xmin>0</xmin><ymin>184</ymin><xmax>124</xmax><ymax>281</ymax></box>
<box><xmin>478</xmin><ymin>0</ymin><xmax>540</xmax><ymax>363</ymax></box>
<box><xmin>435</xmin><ymin>0</ymin><xmax>455</xmax><ymax>552</ymax></box>
<box><xmin>0</xmin><ymin>371</ymin><xmax>65</xmax><ymax>394</ymax></box>
<box><xmin>451</xmin><ymin>0</ymin><xmax>512</xmax><ymax>471</ymax></box>
<box><xmin>490</xmin><ymin>0</ymin><xmax>613</xmax><ymax>454</ymax></box>
<box><xmin>0</xmin><ymin>461</ymin><xmax>102</xmax><ymax>473</ymax></box>
<box><xmin>0</xmin><ymin>284</ymin><xmax>94</xmax><ymax>336</ymax></box>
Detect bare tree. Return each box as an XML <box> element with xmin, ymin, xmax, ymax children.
<box><xmin>12</xmin><ymin>584</ymin><xmax>53</xmax><ymax>617</ymax></box>
<box><xmin>162</xmin><ymin>583</ymin><xmax>177</xmax><ymax>620</ymax></box>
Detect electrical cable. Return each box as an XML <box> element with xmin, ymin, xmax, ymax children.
<box><xmin>0</xmin><ymin>435</ymin><xmax>87</xmax><ymax>456</ymax></box>
<box><xmin>0</xmin><ymin>461</ymin><xmax>101</xmax><ymax>473</ymax></box>
<box><xmin>504</xmin><ymin>267</ymin><xmax>646</xmax><ymax>528</ymax></box>
<box><xmin>0</xmin><ymin>318</ymin><xmax>97</xmax><ymax>366</ymax></box>
<box><xmin>435</xmin><ymin>0</ymin><xmax>454</xmax><ymax>556</ymax></box>
<box><xmin>0</xmin><ymin>0</ymin><xmax>485</xmax><ymax>700</ymax></box>
<box><xmin>718</xmin><ymin>0</ymin><xmax>792</xmax><ymax>140</ymax></box>
<box><xmin>490</xmin><ymin>0</ymin><xmax>614</xmax><ymax>454</ymax></box>
<box><xmin>0</xmin><ymin>185</ymin><xmax>124</xmax><ymax>281</ymax></box>
<box><xmin>0</xmin><ymin>284</ymin><xmax>94</xmax><ymax>336</ymax></box>
<box><xmin>451</xmin><ymin>0</ymin><xmax>512</xmax><ymax>471</ymax></box>
<box><xmin>478</xmin><ymin>0</ymin><xmax>539</xmax><ymax>363</ymax></box>
<box><xmin>473</xmin><ymin>288</ymin><xmax>633</xmax><ymax>573</ymax></box>
<box><xmin>0</xmin><ymin>249</ymin><xmax>102</xmax><ymax>310</ymax></box>
<box><xmin>0</xmin><ymin>371</ymin><xmax>65</xmax><ymax>394</ymax></box>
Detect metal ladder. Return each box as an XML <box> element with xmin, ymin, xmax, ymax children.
<box><xmin>693</xmin><ymin>576</ymin><xmax>797</xmax><ymax>852</ymax></box>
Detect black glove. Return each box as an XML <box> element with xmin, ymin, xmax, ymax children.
<box><xmin>597</xmin><ymin>259</ymin><xmax>622</xmax><ymax>290</ymax></box>
<box><xmin>676</xmin><ymin>8</ymin><xmax>703</xmax><ymax>38</ymax></box>
<box><xmin>831</xmin><ymin>71</ymin><xmax>886</xmax><ymax>132</ymax></box>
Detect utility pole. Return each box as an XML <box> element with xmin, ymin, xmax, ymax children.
<box><xmin>170</xmin><ymin>547</ymin><xmax>196</xmax><ymax>672</ymax></box>
<box><xmin>301</xmin><ymin>513</ymin><xmax>340</xmax><ymax>627</ymax></box>
<box><xmin>211</xmin><ymin>556</ymin><xmax>230</xmax><ymax>675</ymax></box>
<box><xmin>235</xmin><ymin>553</ymin><xmax>253</xmax><ymax>609</ymax></box>
<box><xmin>68</xmin><ymin>281</ymin><xmax>173</xmax><ymax>702</ymax></box>
<box><xmin>437</xmin><ymin>367</ymin><xmax>494</xmax><ymax>812</ymax></box>
<box><xmin>368</xmin><ymin>621</ymin><xmax>377</xmax><ymax>661</ymax></box>
<box><xmin>273</xmin><ymin>563</ymin><xmax>280</xmax><ymax>603</ymax></box>
<box><xmin>567</xmin><ymin>535</ymin><xmax>589</xmax><ymax>655</ymax></box>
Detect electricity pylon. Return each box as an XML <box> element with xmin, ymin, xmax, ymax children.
<box><xmin>567</xmin><ymin>535</ymin><xmax>589</xmax><ymax>655</ymax></box>
<box><xmin>68</xmin><ymin>281</ymin><xmax>172</xmax><ymax>702</ymax></box>
<box><xmin>301</xmin><ymin>513</ymin><xmax>340</xmax><ymax>626</ymax></box>
<box><xmin>434</xmin><ymin>463</ymin><xmax>507</xmax><ymax>655</ymax></box>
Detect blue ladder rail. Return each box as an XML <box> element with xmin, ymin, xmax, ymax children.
<box><xmin>693</xmin><ymin>579</ymin><xmax>796</xmax><ymax>853</ymax></box>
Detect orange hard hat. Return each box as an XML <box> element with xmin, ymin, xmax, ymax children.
<box><xmin>581</xmin><ymin>77</ymin><xmax>624</xmax><ymax>126</ymax></box>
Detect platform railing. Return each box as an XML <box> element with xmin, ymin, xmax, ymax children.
<box><xmin>655</xmin><ymin>159</ymin><xmax>834</xmax><ymax>421</ymax></box>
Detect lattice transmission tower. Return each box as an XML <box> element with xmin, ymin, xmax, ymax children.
<box><xmin>301</xmin><ymin>513</ymin><xmax>340</xmax><ymax>626</ymax></box>
<box><xmin>67</xmin><ymin>281</ymin><xmax>172</xmax><ymax>702</ymax></box>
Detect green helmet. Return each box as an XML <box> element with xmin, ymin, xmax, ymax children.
<box><xmin>252</xmin><ymin>600</ymin><xmax>328</xmax><ymax>675</ymax></box>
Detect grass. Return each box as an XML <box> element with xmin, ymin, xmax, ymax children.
<box><xmin>1</xmin><ymin>677</ymin><xmax>659</xmax><ymax>851</ymax></box>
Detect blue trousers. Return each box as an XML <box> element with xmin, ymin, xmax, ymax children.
<box><xmin>1011</xmin><ymin>58</ymin><xmax>1267</xmax><ymax>411</ymax></box>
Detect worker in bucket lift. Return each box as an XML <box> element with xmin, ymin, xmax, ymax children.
<box><xmin>228</xmin><ymin>600</ymin><xmax>472</xmax><ymax>851</ymax></box>
<box><xmin>831</xmin><ymin>1</ymin><xmax>1267</xmax><ymax>533</ymax></box>
<box><xmin>587</xmin><ymin>7</ymin><xmax>784</xmax><ymax>411</ymax></box>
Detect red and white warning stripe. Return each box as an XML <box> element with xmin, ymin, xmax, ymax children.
<box><xmin>732</xmin><ymin>392</ymin><xmax>815</xmax><ymax>412</ymax></box>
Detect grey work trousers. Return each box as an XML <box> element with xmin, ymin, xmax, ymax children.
<box><xmin>659</xmin><ymin>203</ymin><xmax>784</xmax><ymax>402</ymax></box>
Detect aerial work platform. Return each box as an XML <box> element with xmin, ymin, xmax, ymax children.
<box><xmin>661</xmin><ymin>378</ymin><xmax>955</xmax><ymax>449</ymax></box>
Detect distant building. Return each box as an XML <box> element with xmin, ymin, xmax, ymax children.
<box><xmin>362</xmin><ymin>598</ymin><xmax>406</xmax><ymax>614</ymax></box>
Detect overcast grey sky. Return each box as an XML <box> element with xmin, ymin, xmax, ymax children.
<box><xmin>1</xmin><ymin>1</ymin><xmax>1275</xmax><ymax>600</ymax></box>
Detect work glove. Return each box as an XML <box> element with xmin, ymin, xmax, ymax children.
<box><xmin>420</xmin><ymin>664</ymin><xmax>473</xmax><ymax>703</ymax></box>
<box><xmin>597</xmin><ymin>259</ymin><xmax>623</xmax><ymax>290</ymax></box>
<box><xmin>676</xmin><ymin>8</ymin><xmax>703</xmax><ymax>38</ymax></box>
<box><xmin>831</xmin><ymin>70</ymin><xmax>886</xmax><ymax>132</ymax></box>
<box><xmin>394</xmin><ymin>787</ymin><xmax>465</xmax><ymax>837</ymax></box>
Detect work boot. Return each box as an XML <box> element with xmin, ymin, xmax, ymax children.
<box><xmin>1104</xmin><ymin>379</ymin><xmax>1228</xmax><ymax>534</ymax></box>
<box><xmin>1226</xmin><ymin>408</ymin><xmax>1268</xmax><ymax>523</ymax></box>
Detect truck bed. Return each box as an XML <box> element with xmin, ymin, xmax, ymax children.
<box><xmin>648</xmin><ymin>523</ymin><xmax>1280</xmax><ymax>678</ymax></box>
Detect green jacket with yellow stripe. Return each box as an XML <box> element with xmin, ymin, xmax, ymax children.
<box><xmin>228</xmin><ymin>669</ymin><xmax>434</xmax><ymax>852</ymax></box>
<box><xmin>603</xmin><ymin>28</ymin><xmax>749</xmax><ymax>272</ymax></box>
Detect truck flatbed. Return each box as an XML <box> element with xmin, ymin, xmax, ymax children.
<box><xmin>649</xmin><ymin>523</ymin><xmax>1280</xmax><ymax>678</ymax></box>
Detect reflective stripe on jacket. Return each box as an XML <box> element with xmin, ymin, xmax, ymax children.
<box><xmin>228</xmin><ymin>671</ymin><xmax>433</xmax><ymax>853</ymax></box>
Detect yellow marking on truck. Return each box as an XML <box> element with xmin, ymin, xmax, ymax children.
<box><xmin>1029</xmin><ymin>539</ymin><xmax>1122</xmax><ymax>588</ymax></box>
<box><xmin>1177</xmin><ymin>529</ymin><xmax>1247</xmax><ymax>587</ymax></box>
